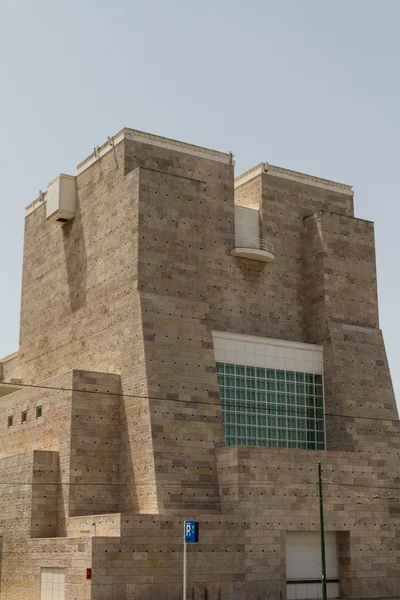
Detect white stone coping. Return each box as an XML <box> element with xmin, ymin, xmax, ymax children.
<box><xmin>25</xmin><ymin>195</ymin><xmax>46</xmax><ymax>217</ymax></box>
<box><xmin>0</xmin><ymin>351</ymin><xmax>18</xmax><ymax>364</ymax></box>
<box><xmin>234</xmin><ymin>162</ymin><xmax>353</xmax><ymax>196</ymax></box>
<box><xmin>76</xmin><ymin>127</ymin><xmax>233</xmax><ymax>175</ymax></box>
<box><xmin>212</xmin><ymin>331</ymin><xmax>323</xmax><ymax>375</ymax></box>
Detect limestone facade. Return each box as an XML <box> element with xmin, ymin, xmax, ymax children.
<box><xmin>0</xmin><ymin>128</ymin><xmax>399</xmax><ymax>599</ymax></box>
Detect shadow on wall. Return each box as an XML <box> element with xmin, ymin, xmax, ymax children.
<box><xmin>62</xmin><ymin>194</ymin><xmax>87</xmax><ymax>312</ymax></box>
<box><xmin>119</xmin><ymin>395</ymin><xmax>145</xmax><ymax>514</ymax></box>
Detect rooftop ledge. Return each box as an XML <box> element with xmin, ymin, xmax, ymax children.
<box><xmin>231</xmin><ymin>237</ymin><xmax>275</xmax><ymax>263</ymax></box>
<box><xmin>234</xmin><ymin>162</ymin><xmax>353</xmax><ymax>196</ymax></box>
<box><xmin>76</xmin><ymin>127</ymin><xmax>234</xmax><ymax>175</ymax></box>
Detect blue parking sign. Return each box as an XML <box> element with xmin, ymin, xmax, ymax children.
<box><xmin>184</xmin><ymin>521</ymin><xmax>199</xmax><ymax>543</ymax></box>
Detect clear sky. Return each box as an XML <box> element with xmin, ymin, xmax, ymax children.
<box><xmin>1</xmin><ymin>0</ymin><xmax>399</xmax><ymax>401</ymax></box>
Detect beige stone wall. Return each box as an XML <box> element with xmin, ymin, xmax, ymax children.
<box><xmin>0</xmin><ymin>371</ymin><xmax>73</xmax><ymax>460</ymax></box>
<box><xmin>217</xmin><ymin>446</ymin><xmax>400</xmax><ymax>598</ymax></box>
<box><xmin>18</xmin><ymin>145</ymin><xmax>158</xmax><ymax>514</ymax></box>
<box><xmin>0</xmin><ymin>448</ymin><xmax>93</xmax><ymax>600</ymax></box>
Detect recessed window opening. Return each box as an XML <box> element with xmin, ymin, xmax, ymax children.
<box><xmin>36</xmin><ymin>406</ymin><xmax>42</xmax><ymax>419</ymax></box>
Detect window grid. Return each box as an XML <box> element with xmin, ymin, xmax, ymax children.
<box><xmin>217</xmin><ymin>362</ymin><xmax>325</xmax><ymax>450</ymax></box>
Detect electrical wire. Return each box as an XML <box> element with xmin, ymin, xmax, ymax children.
<box><xmin>2</xmin><ymin>381</ymin><xmax>399</xmax><ymax>423</ymax></box>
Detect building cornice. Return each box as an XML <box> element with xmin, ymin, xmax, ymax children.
<box><xmin>76</xmin><ymin>128</ymin><xmax>233</xmax><ymax>175</ymax></box>
<box><xmin>235</xmin><ymin>162</ymin><xmax>353</xmax><ymax>196</ymax></box>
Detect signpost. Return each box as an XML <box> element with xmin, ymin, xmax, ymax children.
<box><xmin>183</xmin><ymin>521</ymin><xmax>199</xmax><ymax>600</ymax></box>
<box><xmin>318</xmin><ymin>463</ymin><xmax>327</xmax><ymax>600</ymax></box>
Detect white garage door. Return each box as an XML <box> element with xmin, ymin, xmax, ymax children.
<box><xmin>40</xmin><ymin>568</ymin><xmax>65</xmax><ymax>600</ymax></box>
<box><xmin>286</xmin><ymin>532</ymin><xmax>339</xmax><ymax>600</ymax></box>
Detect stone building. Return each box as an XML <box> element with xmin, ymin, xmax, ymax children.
<box><xmin>0</xmin><ymin>127</ymin><xmax>399</xmax><ymax>600</ymax></box>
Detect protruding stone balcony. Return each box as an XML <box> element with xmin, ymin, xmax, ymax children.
<box><xmin>230</xmin><ymin>236</ymin><xmax>275</xmax><ymax>263</ymax></box>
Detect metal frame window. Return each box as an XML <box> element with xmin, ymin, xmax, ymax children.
<box><xmin>217</xmin><ymin>362</ymin><xmax>325</xmax><ymax>450</ymax></box>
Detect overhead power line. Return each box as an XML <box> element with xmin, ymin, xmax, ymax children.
<box><xmin>2</xmin><ymin>381</ymin><xmax>399</xmax><ymax>423</ymax></box>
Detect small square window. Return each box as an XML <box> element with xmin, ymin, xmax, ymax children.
<box><xmin>7</xmin><ymin>416</ymin><xmax>13</xmax><ymax>428</ymax></box>
<box><xmin>36</xmin><ymin>406</ymin><xmax>42</xmax><ymax>419</ymax></box>
<box><xmin>21</xmin><ymin>411</ymin><xmax>27</xmax><ymax>424</ymax></box>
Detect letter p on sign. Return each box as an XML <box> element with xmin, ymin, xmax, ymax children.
<box><xmin>184</xmin><ymin>521</ymin><xmax>199</xmax><ymax>543</ymax></box>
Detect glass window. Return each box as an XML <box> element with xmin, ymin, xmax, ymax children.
<box><xmin>217</xmin><ymin>362</ymin><xmax>325</xmax><ymax>451</ymax></box>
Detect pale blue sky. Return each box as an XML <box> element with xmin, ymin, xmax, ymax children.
<box><xmin>1</xmin><ymin>0</ymin><xmax>399</xmax><ymax>400</ymax></box>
